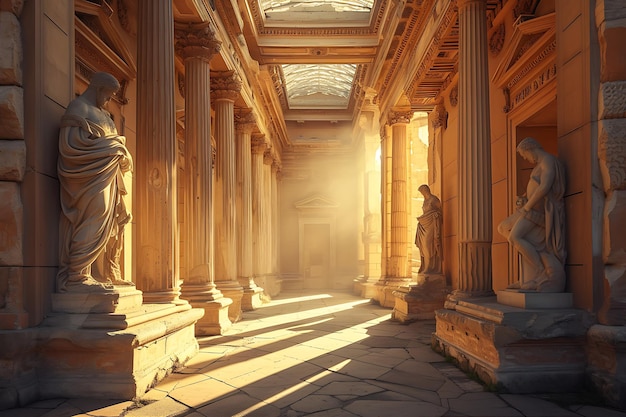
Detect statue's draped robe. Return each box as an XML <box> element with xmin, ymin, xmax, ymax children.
<box><xmin>415</xmin><ymin>197</ymin><xmax>443</xmax><ymax>274</ymax></box>
<box><xmin>57</xmin><ymin>114</ymin><xmax>132</xmax><ymax>291</ymax></box>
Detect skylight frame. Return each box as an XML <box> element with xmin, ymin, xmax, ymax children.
<box><xmin>281</xmin><ymin>63</ymin><xmax>358</xmax><ymax>109</ymax></box>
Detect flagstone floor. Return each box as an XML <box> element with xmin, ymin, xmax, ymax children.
<box><xmin>2</xmin><ymin>290</ymin><xmax>626</xmax><ymax>417</ymax></box>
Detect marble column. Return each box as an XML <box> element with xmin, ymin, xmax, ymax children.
<box><xmin>175</xmin><ymin>23</ymin><xmax>232</xmax><ymax>334</ymax></box>
<box><xmin>211</xmin><ymin>71</ymin><xmax>244</xmax><ymax>322</ymax></box>
<box><xmin>136</xmin><ymin>0</ymin><xmax>180</xmax><ymax>303</ymax></box>
<box><xmin>271</xmin><ymin>159</ymin><xmax>281</xmax><ymax>280</ymax></box>
<box><xmin>251</xmin><ymin>136</ymin><xmax>268</xmax><ymax>294</ymax></box>
<box><xmin>262</xmin><ymin>149</ymin><xmax>275</xmax><ymax>293</ymax></box>
<box><xmin>454</xmin><ymin>0</ymin><xmax>493</xmax><ymax>299</ymax></box>
<box><xmin>235</xmin><ymin>111</ymin><xmax>263</xmax><ymax>310</ymax></box>
<box><xmin>375</xmin><ymin>111</ymin><xmax>413</xmax><ymax>308</ymax></box>
<box><xmin>388</xmin><ymin>110</ymin><xmax>413</xmax><ymax>280</ymax></box>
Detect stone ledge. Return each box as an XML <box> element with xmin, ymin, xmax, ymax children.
<box><xmin>497</xmin><ymin>290</ymin><xmax>573</xmax><ymax>309</ymax></box>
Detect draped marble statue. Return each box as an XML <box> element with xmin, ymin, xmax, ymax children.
<box><xmin>415</xmin><ymin>184</ymin><xmax>443</xmax><ymax>275</ymax></box>
<box><xmin>497</xmin><ymin>137</ymin><xmax>566</xmax><ymax>292</ymax></box>
<box><xmin>57</xmin><ymin>72</ymin><xmax>133</xmax><ymax>292</ymax></box>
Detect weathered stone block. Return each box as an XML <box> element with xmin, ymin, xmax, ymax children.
<box><xmin>586</xmin><ymin>324</ymin><xmax>626</xmax><ymax>409</ymax></box>
<box><xmin>0</xmin><ymin>86</ymin><xmax>23</xmax><ymax>139</ymax></box>
<box><xmin>0</xmin><ymin>11</ymin><xmax>22</xmax><ymax>85</ymax></box>
<box><xmin>598</xmin><ymin>118</ymin><xmax>626</xmax><ymax>193</ymax></box>
<box><xmin>0</xmin><ymin>181</ymin><xmax>22</xmax><ymax>266</ymax></box>
<box><xmin>599</xmin><ymin>81</ymin><xmax>626</xmax><ymax>120</ymax></box>
<box><xmin>0</xmin><ymin>140</ymin><xmax>25</xmax><ymax>181</ymax></box>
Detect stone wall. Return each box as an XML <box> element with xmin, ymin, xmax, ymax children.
<box><xmin>0</xmin><ymin>0</ymin><xmax>27</xmax><ymax>330</ymax></box>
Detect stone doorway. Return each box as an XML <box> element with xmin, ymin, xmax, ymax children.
<box><xmin>302</xmin><ymin>223</ymin><xmax>331</xmax><ymax>289</ymax></box>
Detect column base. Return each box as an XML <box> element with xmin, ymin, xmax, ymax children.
<box><xmin>586</xmin><ymin>325</ymin><xmax>626</xmax><ymax>409</ymax></box>
<box><xmin>37</xmin><ymin>303</ymin><xmax>203</xmax><ymax>400</ymax></box>
<box><xmin>215</xmin><ymin>281</ymin><xmax>244</xmax><ymax>323</ymax></box>
<box><xmin>192</xmin><ymin>297</ymin><xmax>233</xmax><ymax>335</ymax></box>
<box><xmin>353</xmin><ymin>276</ymin><xmax>378</xmax><ymax>299</ymax></box>
<box><xmin>255</xmin><ymin>274</ymin><xmax>282</xmax><ymax>298</ymax></box>
<box><xmin>374</xmin><ymin>277</ymin><xmax>413</xmax><ymax>308</ymax></box>
<box><xmin>432</xmin><ymin>297</ymin><xmax>593</xmax><ymax>393</ymax></box>
<box><xmin>391</xmin><ymin>274</ymin><xmax>449</xmax><ymax>322</ymax></box>
<box><xmin>241</xmin><ymin>286</ymin><xmax>264</xmax><ymax>311</ymax></box>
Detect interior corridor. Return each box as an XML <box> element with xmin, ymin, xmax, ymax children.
<box><xmin>3</xmin><ymin>291</ymin><xmax>625</xmax><ymax>417</ymax></box>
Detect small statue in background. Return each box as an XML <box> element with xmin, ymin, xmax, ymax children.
<box><xmin>497</xmin><ymin>137</ymin><xmax>566</xmax><ymax>292</ymax></box>
<box><xmin>57</xmin><ymin>72</ymin><xmax>133</xmax><ymax>292</ymax></box>
<box><xmin>415</xmin><ymin>184</ymin><xmax>443</xmax><ymax>275</ymax></box>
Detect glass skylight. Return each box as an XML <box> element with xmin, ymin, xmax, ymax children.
<box><xmin>260</xmin><ymin>1</ymin><xmax>374</xmax><ymax>13</ymax></box>
<box><xmin>282</xmin><ymin>64</ymin><xmax>357</xmax><ymax>109</ymax></box>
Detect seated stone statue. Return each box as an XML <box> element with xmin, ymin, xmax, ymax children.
<box><xmin>497</xmin><ymin>137</ymin><xmax>566</xmax><ymax>292</ymax></box>
<box><xmin>415</xmin><ymin>184</ymin><xmax>443</xmax><ymax>275</ymax></box>
<box><xmin>57</xmin><ymin>72</ymin><xmax>133</xmax><ymax>292</ymax></box>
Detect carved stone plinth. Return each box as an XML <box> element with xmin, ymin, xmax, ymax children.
<box><xmin>38</xmin><ymin>303</ymin><xmax>203</xmax><ymax>399</ymax></box>
<box><xmin>375</xmin><ymin>278</ymin><xmax>412</xmax><ymax>308</ymax></box>
<box><xmin>192</xmin><ymin>298</ymin><xmax>232</xmax><ymax>336</ymax></box>
<box><xmin>497</xmin><ymin>290</ymin><xmax>573</xmax><ymax>309</ymax></box>
<box><xmin>586</xmin><ymin>325</ymin><xmax>626</xmax><ymax>409</ymax></box>
<box><xmin>392</xmin><ymin>274</ymin><xmax>449</xmax><ymax>322</ymax></box>
<box><xmin>51</xmin><ymin>286</ymin><xmax>143</xmax><ymax>314</ymax></box>
<box><xmin>241</xmin><ymin>287</ymin><xmax>264</xmax><ymax>311</ymax></box>
<box><xmin>433</xmin><ymin>297</ymin><xmax>593</xmax><ymax>393</ymax></box>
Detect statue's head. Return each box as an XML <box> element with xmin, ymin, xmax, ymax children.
<box><xmin>89</xmin><ymin>72</ymin><xmax>120</xmax><ymax>109</ymax></box>
<box><xmin>418</xmin><ymin>184</ymin><xmax>431</xmax><ymax>196</ymax></box>
<box><xmin>517</xmin><ymin>137</ymin><xmax>542</xmax><ymax>163</ymax></box>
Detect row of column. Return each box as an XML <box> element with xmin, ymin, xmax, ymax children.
<box><xmin>375</xmin><ymin>0</ymin><xmax>493</xmax><ymax>303</ymax></box>
<box><xmin>134</xmin><ymin>0</ymin><xmax>278</xmax><ymax>334</ymax></box>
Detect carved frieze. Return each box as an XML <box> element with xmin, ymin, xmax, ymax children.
<box><xmin>509</xmin><ymin>63</ymin><xmax>556</xmax><ymax>111</ymax></box>
<box><xmin>599</xmin><ymin>81</ymin><xmax>626</xmax><ymax>120</ymax></box>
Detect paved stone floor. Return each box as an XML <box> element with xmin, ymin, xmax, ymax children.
<box><xmin>2</xmin><ymin>290</ymin><xmax>626</xmax><ymax>417</ymax></box>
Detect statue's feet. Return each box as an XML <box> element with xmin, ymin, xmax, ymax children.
<box><xmin>108</xmin><ymin>279</ymin><xmax>135</xmax><ymax>286</ymax></box>
<box><xmin>62</xmin><ymin>277</ymin><xmax>115</xmax><ymax>293</ymax></box>
<box><xmin>506</xmin><ymin>281</ymin><xmax>522</xmax><ymax>290</ymax></box>
<box><xmin>520</xmin><ymin>278</ymin><xmax>539</xmax><ymax>291</ymax></box>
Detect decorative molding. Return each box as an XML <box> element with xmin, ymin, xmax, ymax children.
<box><xmin>294</xmin><ymin>194</ymin><xmax>339</xmax><ymax>211</ymax></box>
<box><xmin>431</xmin><ymin>103</ymin><xmax>448</xmax><ymax>129</ymax></box>
<box><xmin>509</xmin><ymin>63</ymin><xmax>556</xmax><ymax>111</ymax></box>
<box><xmin>598</xmin><ymin>119</ymin><xmax>626</xmax><ymax>193</ymax></box>
<box><xmin>489</xmin><ymin>24</ymin><xmax>505</xmax><ymax>56</ymax></box>
<box><xmin>449</xmin><ymin>84</ymin><xmax>458</xmax><ymax>107</ymax></box>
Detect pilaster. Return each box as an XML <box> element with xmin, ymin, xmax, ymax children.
<box><xmin>251</xmin><ymin>136</ymin><xmax>268</xmax><ymax>296</ymax></box>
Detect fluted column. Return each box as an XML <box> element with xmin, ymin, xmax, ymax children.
<box><xmin>455</xmin><ymin>0</ymin><xmax>493</xmax><ymax>298</ymax></box>
<box><xmin>388</xmin><ymin>110</ymin><xmax>413</xmax><ymax>280</ymax></box>
<box><xmin>136</xmin><ymin>0</ymin><xmax>180</xmax><ymax>303</ymax></box>
<box><xmin>212</xmin><ymin>71</ymin><xmax>244</xmax><ymax>321</ymax></box>
<box><xmin>251</xmin><ymin>136</ymin><xmax>267</xmax><ymax>292</ymax></box>
<box><xmin>271</xmin><ymin>160</ymin><xmax>280</xmax><ymax>277</ymax></box>
<box><xmin>235</xmin><ymin>111</ymin><xmax>263</xmax><ymax>310</ymax></box>
<box><xmin>175</xmin><ymin>23</ymin><xmax>232</xmax><ymax>334</ymax></box>
<box><xmin>262</xmin><ymin>150</ymin><xmax>274</xmax><ymax>278</ymax></box>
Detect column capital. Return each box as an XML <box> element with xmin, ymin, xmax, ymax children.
<box><xmin>251</xmin><ymin>134</ymin><xmax>267</xmax><ymax>154</ymax></box>
<box><xmin>235</xmin><ymin>110</ymin><xmax>257</xmax><ymax>134</ymax></box>
<box><xmin>211</xmin><ymin>70</ymin><xmax>242</xmax><ymax>101</ymax></box>
<box><xmin>457</xmin><ymin>0</ymin><xmax>486</xmax><ymax>8</ymax></box>
<box><xmin>174</xmin><ymin>22</ymin><xmax>221</xmax><ymax>61</ymax></box>
<box><xmin>263</xmin><ymin>149</ymin><xmax>274</xmax><ymax>165</ymax></box>
<box><xmin>388</xmin><ymin>109</ymin><xmax>413</xmax><ymax>126</ymax></box>
<box><xmin>431</xmin><ymin>102</ymin><xmax>448</xmax><ymax>129</ymax></box>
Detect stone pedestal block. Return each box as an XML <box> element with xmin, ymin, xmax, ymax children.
<box><xmin>392</xmin><ymin>274</ymin><xmax>449</xmax><ymax>322</ymax></box>
<box><xmin>191</xmin><ymin>297</ymin><xmax>232</xmax><ymax>336</ymax></box>
<box><xmin>241</xmin><ymin>287</ymin><xmax>263</xmax><ymax>311</ymax></box>
<box><xmin>375</xmin><ymin>278</ymin><xmax>412</xmax><ymax>308</ymax></box>
<box><xmin>50</xmin><ymin>286</ymin><xmax>143</xmax><ymax>314</ymax></box>
<box><xmin>38</xmin><ymin>303</ymin><xmax>203</xmax><ymax>399</ymax></box>
<box><xmin>497</xmin><ymin>290</ymin><xmax>573</xmax><ymax>309</ymax></box>
<box><xmin>586</xmin><ymin>325</ymin><xmax>626</xmax><ymax>409</ymax></box>
<box><xmin>433</xmin><ymin>297</ymin><xmax>593</xmax><ymax>393</ymax></box>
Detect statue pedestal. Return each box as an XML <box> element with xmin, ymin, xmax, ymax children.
<box><xmin>392</xmin><ymin>274</ymin><xmax>449</xmax><ymax>323</ymax></box>
<box><xmin>433</xmin><ymin>296</ymin><xmax>594</xmax><ymax>393</ymax></box>
<box><xmin>38</xmin><ymin>287</ymin><xmax>204</xmax><ymax>399</ymax></box>
<box><xmin>497</xmin><ymin>290</ymin><xmax>573</xmax><ymax>309</ymax></box>
<box><xmin>587</xmin><ymin>325</ymin><xmax>626</xmax><ymax>409</ymax></box>
<box><xmin>375</xmin><ymin>278</ymin><xmax>413</xmax><ymax>308</ymax></box>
